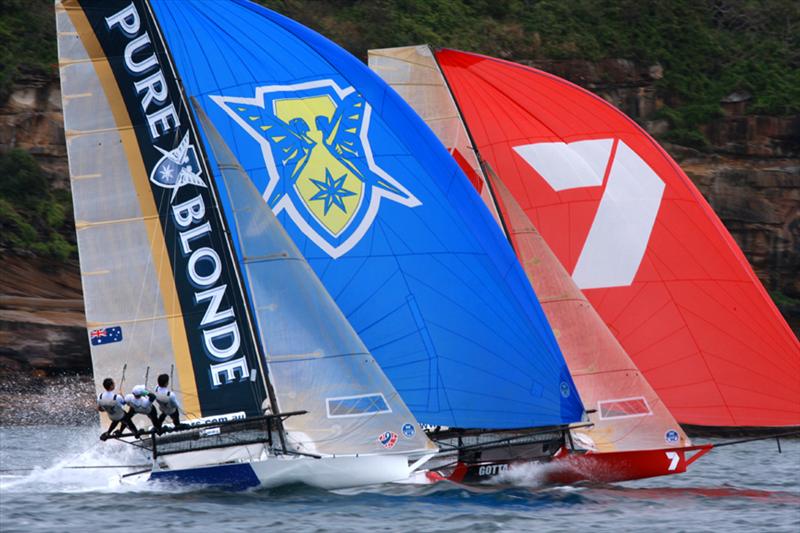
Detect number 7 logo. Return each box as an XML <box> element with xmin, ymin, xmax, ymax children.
<box><xmin>665</xmin><ymin>451</ymin><xmax>680</xmax><ymax>471</ymax></box>
<box><xmin>513</xmin><ymin>138</ymin><xmax>665</xmax><ymax>289</ymax></box>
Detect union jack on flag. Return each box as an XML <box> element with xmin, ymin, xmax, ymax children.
<box><xmin>90</xmin><ymin>326</ymin><xmax>123</xmax><ymax>346</ymax></box>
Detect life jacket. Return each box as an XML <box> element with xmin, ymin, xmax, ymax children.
<box><xmin>97</xmin><ymin>391</ymin><xmax>125</xmax><ymax>421</ymax></box>
<box><xmin>154</xmin><ymin>386</ymin><xmax>178</xmax><ymax>414</ymax></box>
<box><xmin>125</xmin><ymin>393</ymin><xmax>154</xmax><ymax>414</ymax></box>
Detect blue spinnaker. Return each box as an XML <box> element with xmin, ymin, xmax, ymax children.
<box><xmin>151</xmin><ymin>0</ymin><xmax>584</xmax><ymax>429</ymax></box>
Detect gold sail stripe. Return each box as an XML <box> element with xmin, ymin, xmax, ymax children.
<box><xmin>63</xmin><ymin>1</ymin><xmax>200</xmax><ymax>418</ymax></box>
<box><xmin>65</xmin><ymin>124</ymin><xmax>136</xmax><ymax>138</ymax></box>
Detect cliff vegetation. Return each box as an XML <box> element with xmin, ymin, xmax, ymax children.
<box><xmin>1</xmin><ymin>0</ymin><xmax>798</xmax><ymax>260</ymax></box>
<box><xmin>0</xmin><ymin>0</ymin><xmax>797</xmax><ymax>372</ymax></box>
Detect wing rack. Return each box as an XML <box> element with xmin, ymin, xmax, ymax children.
<box><xmin>111</xmin><ymin>411</ymin><xmax>316</xmax><ymax>460</ymax></box>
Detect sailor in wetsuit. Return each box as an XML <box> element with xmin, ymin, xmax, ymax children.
<box><xmin>97</xmin><ymin>377</ymin><xmax>137</xmax><ymax>441</ymax></box>
<box><xmin>124</xmin><ymin>384</ymin><xmax>161</xmax><ymax>437</ymax></box>
<box><xmin>154</xmin><ymin>373</ymin><xmax>183</xmax><ymax>430</ymax></box>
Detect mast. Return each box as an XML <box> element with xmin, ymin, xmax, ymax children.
<box><xmin>141</xmin><ymin>0</ymin><xmax>281</xmax><ymax>423</ymax></box>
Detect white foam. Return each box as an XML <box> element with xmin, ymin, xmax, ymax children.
<box><xmin>0</xmin><ymin>427</ymin><xmax>155</xmax><ymax>493</ymax></box>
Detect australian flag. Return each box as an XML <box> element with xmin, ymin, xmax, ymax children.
<box><xmin>90</xmin><ymin>326</ymin><xmax>123</xmax><ymax>346</ymax></box>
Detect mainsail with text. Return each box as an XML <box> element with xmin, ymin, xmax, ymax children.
<box><xmin>57</xmin><ymin>0</ymin><xmax>432</xmax><ymax>458</ymax></box>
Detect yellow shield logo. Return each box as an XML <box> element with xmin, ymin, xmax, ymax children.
<box><xmin>212</xmin><ymin>80</ymin><xmax>420</xmax><ymax>257</ymax></box>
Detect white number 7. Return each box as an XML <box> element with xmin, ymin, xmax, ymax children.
<box><xmin>666</xmin><ymin>451</ymin><xmax>680</xmax><ymax>471</ymax></box>
<box><xmin>513</xmin><ymin>138</ymin><xmax>665</xmax><ymax>290</ymax></box>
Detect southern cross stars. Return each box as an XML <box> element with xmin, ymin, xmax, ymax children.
<box><xmin>159</xmin><ymin>163</ymin><xmax>175</xmax><ymax>183</ymax></box>
<box><xmin>309</xmin><ymin>169</ymin><xmax>356</xmax><ymax>215</ymax></box>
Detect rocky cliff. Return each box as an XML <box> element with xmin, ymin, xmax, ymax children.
<box><xmin>0</xmin><ymin>59</ymin><xmax>797</xmax><ymax>374</ymax></box>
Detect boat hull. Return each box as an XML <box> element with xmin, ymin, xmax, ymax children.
<box><xmin>546</xmin><ymin>445</ymin><xmax>713</xmax><ymax>484</ymax></box>
<box><xmin>423</xmin><ymin>445</ymin><xmax>713</xmax><ymax>484</ymax></box>
<box><xmin>149</xmin><ymin>453</ymin><xmax>415</xmax><ymax>490</ymax></box>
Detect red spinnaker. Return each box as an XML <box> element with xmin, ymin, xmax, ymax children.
<box><xmin>435</xmin><ymin>48</ymin><xmax>800</xmax><ymax>428</ymax></box>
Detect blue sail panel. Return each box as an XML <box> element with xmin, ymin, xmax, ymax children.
<box><xmin>150</xmin><ymin>0</ymin><xmax>583</xmax><ymax>429</ymax></box>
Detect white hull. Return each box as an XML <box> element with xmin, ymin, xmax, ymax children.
<box><xmin>252</xmin><ymin>454</ymin><xmax>413</xmax><ymax>489</ymax></box>
<box><xmin>144</xmin><ymin>444</ymin><xmax>421</xmax><ymax>490</ymax></box>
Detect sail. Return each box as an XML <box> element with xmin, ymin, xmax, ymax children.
<box><xmin>370</xmin><ymin>45</ymin><xmax>690</xmax><ymax>451</ymax></box>
<box><xmin>489</xmin><ymin>168</ymin><xmax>690</xmax><ymax>452</ymax></box>
<box><xmin>193</xmin><ymin>102</ymin><xmax>433</xmax><ymax>456</ymax></box>
<box><xmin>147</xmin><ymin>0</ymin><xmax>584</xmax><ymax>430</ymax></box>
<box><xmin>430</xmin><ymin>48</ymin><xmax>800</xmax><ymax>428</ymax></box>
<box><xmin>57</xmin><ymin>0</ymin><xmax>268</xmax><ymax>419</ymax></box>
<box><xmin>368</xmin><ymin>45</ymin><xmax>504</xmax><ymax>229</ymax></box>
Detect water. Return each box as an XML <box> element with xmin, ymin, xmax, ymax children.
<box><xmin>1</xmin><ymin>425</ymin><xmax>798</xmax><ymax>532</ymax></box>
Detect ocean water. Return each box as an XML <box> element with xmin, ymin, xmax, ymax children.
<box><xmin>1</xmin><ymin>425</ymin><xmax>798</xmax><ymax>532</ymax></box>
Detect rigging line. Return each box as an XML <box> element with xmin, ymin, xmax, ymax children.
<box><xmin>118</xmin><ymin>363</ymin><xmax>128</xmax><ymax>393</ymax></box>
<box><xmin>121</xmin><ymin>468</ymin><xmax>153</xmax><ymax>479</ymax></box>
<box><xmin>710</xmin><ymin>430</ymin><xmax>800</xmax><ymax>449</ymax></box>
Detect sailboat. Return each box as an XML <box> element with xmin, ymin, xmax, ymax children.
<box><xmin>368</xmin><ymin>46</ymin><xmax>800</xmax><ymax>434</ymax></box>
<box><xmin>56</xmin><ymin>0</ymin><xmax>437</xmax><ymax>489</ymax></box>
<box><xmin>140</xmin><ymin>0</ymin><xmax>591</xmax><ymax>483</ymax></box>
<box><xmin>368</xmin><ymin>45</ymin><xmax>713</xmax><ymax>482</ymax></box>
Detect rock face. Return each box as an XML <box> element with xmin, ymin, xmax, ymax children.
<box><xmin>0</xmin><ymin>61</ymin><xmax>797</xmax><ymax>374</ymax></box>
<box><xmin>0</xmin><ymin>255</ymin><xmax>89</xmax><ymax>374</ymax></box>
<box><xmin>0</xmin><ymin>72</ymin><xmax>67</xmax><ymax>185</ymax></box>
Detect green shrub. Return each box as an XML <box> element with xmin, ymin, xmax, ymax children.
<box><xmin>269</xmin><ymin>0</ymin><xmax>799</xmax><ymax>148</ymax></box>
<box><xmin>660</xmin><ymin>128</ymin><xmax>710</xmax><ymax>150</ymax></box>
<box><xmin>0</xmin><ymin>150</ymin><xmax>76</xmax><ymax>259</ymax></box>
<box><xmin>0</xmin><ymin>0</ymin><xmax>56</xmax><ymax>102</ymax></box>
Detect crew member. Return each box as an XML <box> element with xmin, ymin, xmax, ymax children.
<box><xmin>124</xmin><ymin>384</ymin><xmax>161</xmax><ymax>437</ymax></box>
<box><xmin>97</xmin><ymin>377</ymin><xmax>136</xmax><ymax>441</ymax></box>
<box><xmin>154</xmin><ymin>373</ymin><xmax>183</xmax><ymax>430</ymax></box>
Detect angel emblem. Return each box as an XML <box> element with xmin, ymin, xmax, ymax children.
<box><xmin>212</xmin><ymin>80</ymin><xmax>421</xmax><ymax>258</ymax></box>
<box><xmin>150</xmin><ymin>131</ymin><xmax>206</xmax><ymax>201</ymax></box>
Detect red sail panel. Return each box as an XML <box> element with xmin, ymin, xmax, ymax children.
<box><xmin>436</xmin><ymin>48</ymin><xmax>800</xmax><ymax>428</ymax></box>
<box><xmin>489</xmin><ymin>168</ymin><xmax>689</xmax><ymax>452</ymax></box>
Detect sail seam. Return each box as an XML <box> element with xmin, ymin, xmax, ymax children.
<box><xmin>75</xmin><ymin>214</ymin><xmax>160</xmax><ymax>229</ymax></box>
